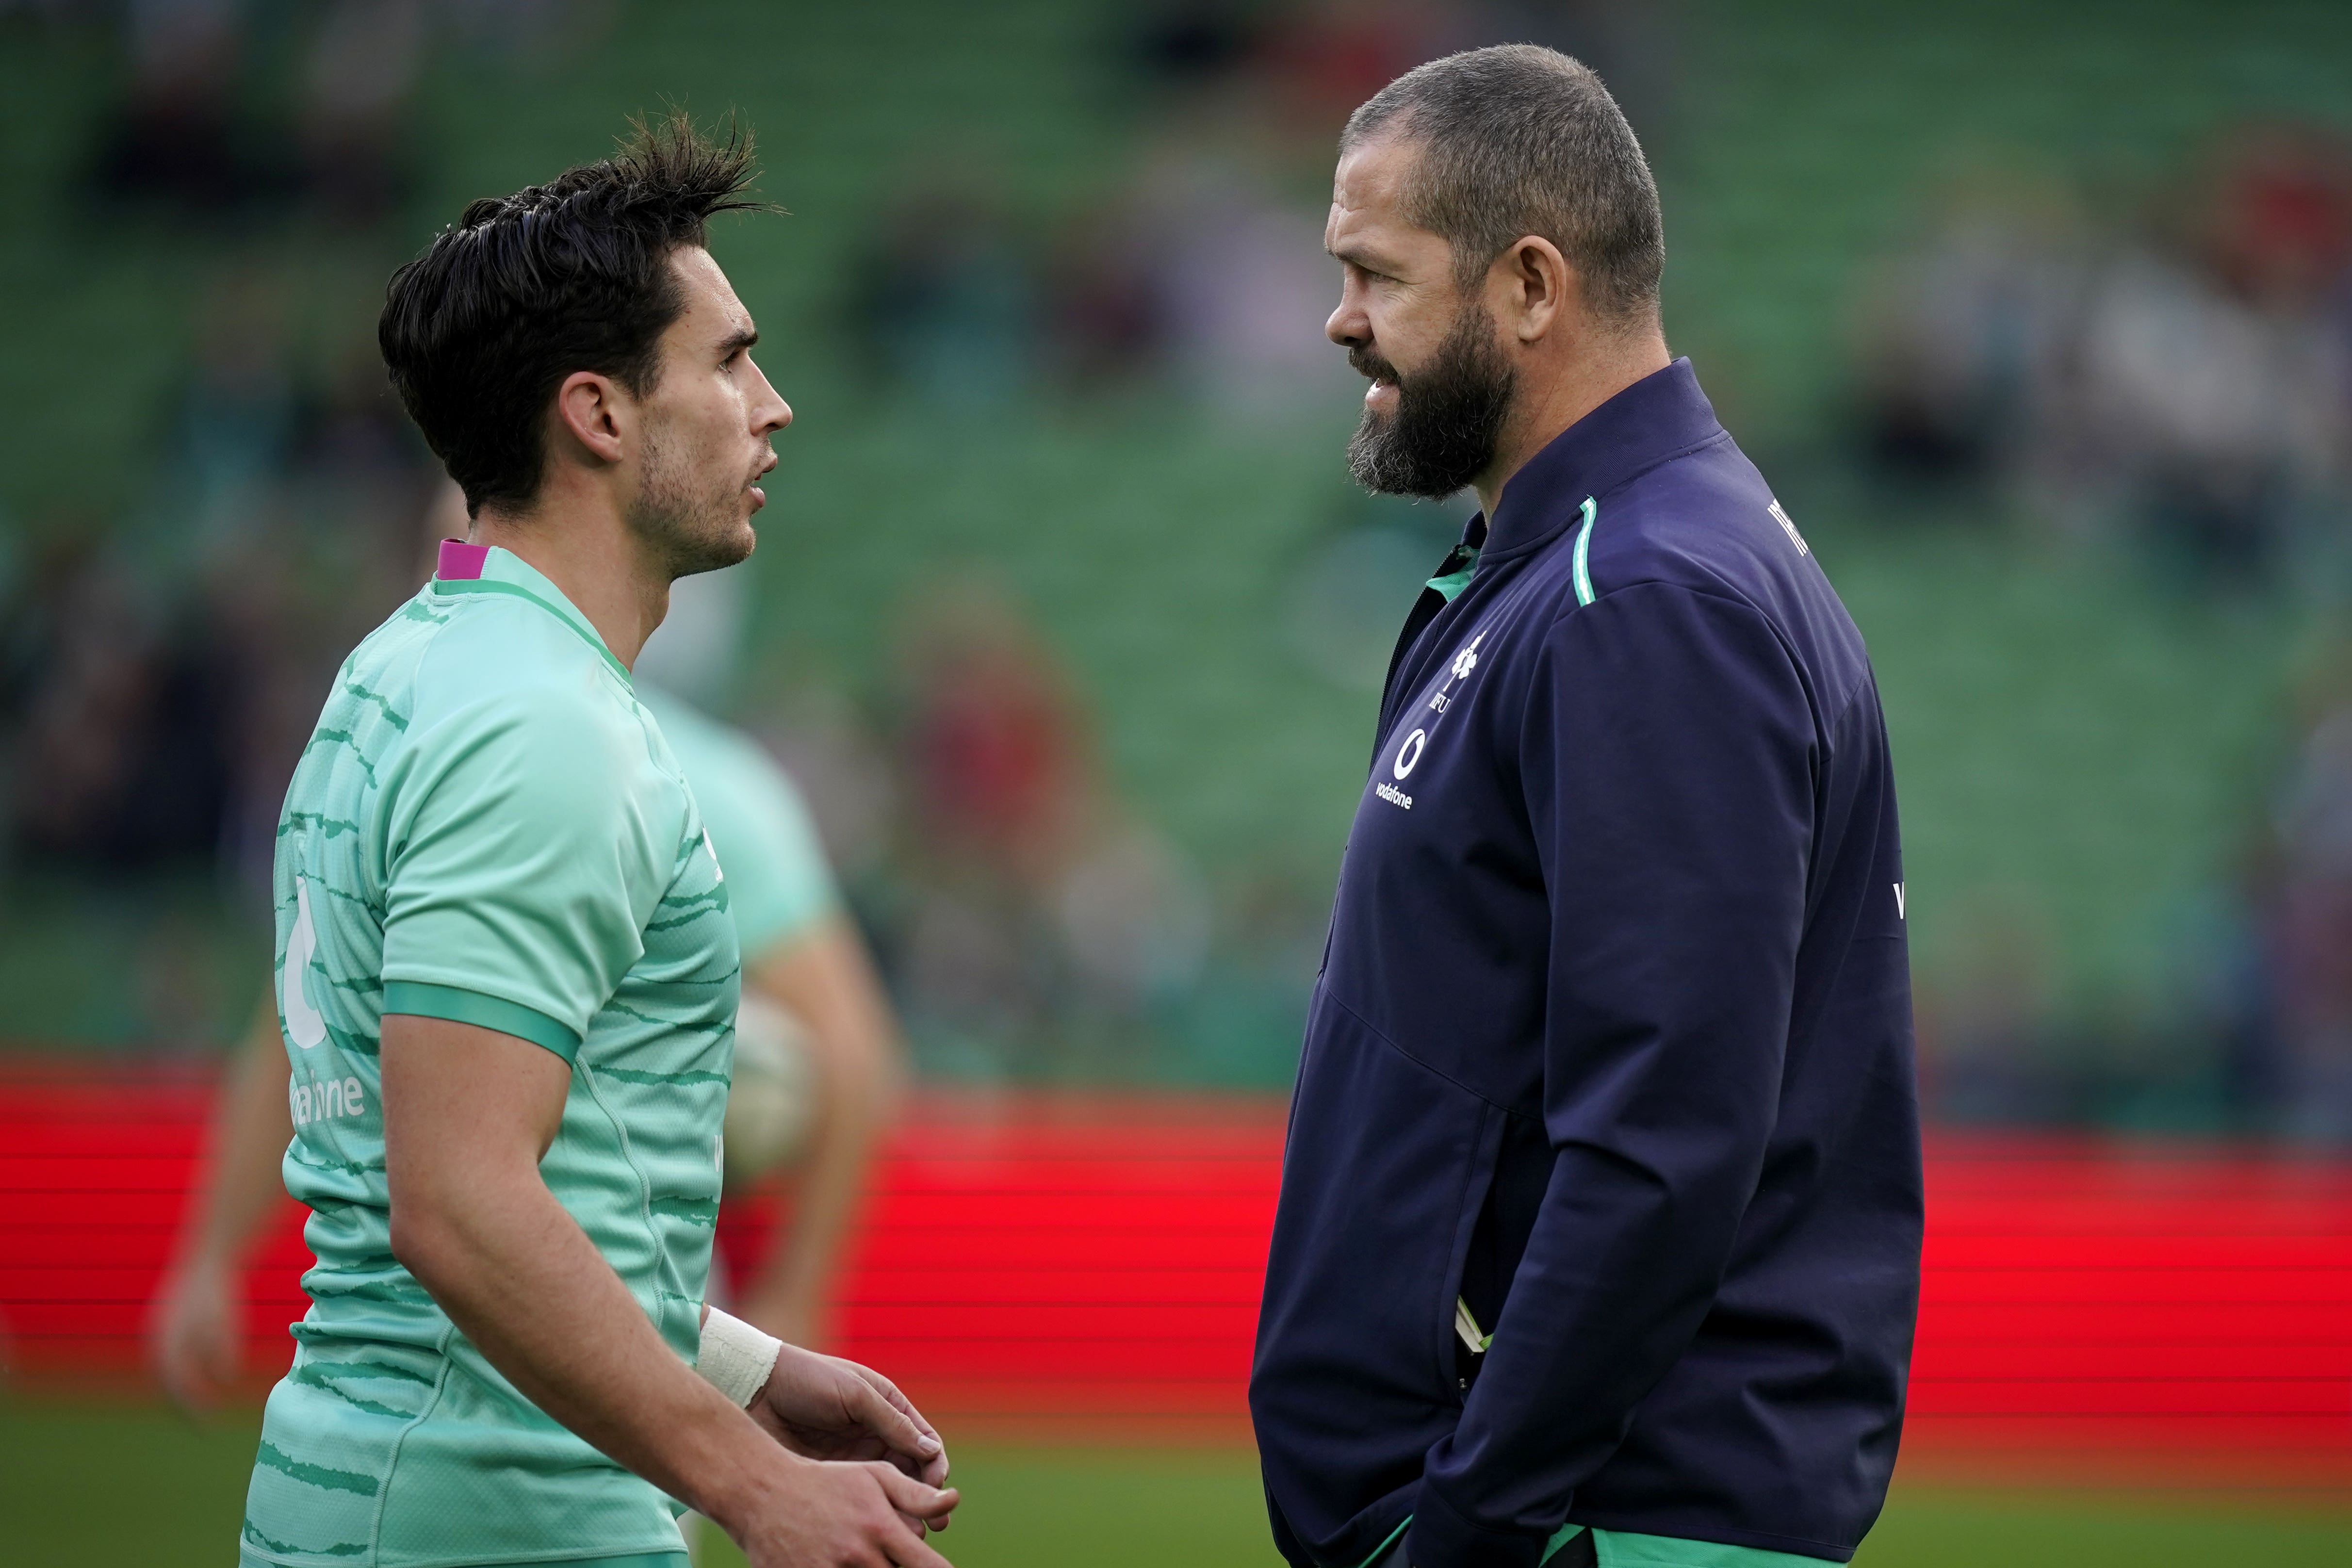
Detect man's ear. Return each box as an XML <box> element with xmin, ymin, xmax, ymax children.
<box><xmin>1500</xmin><ymin>235</ymin><xmax>1575</xmax><ymax>345</ymax></box>
<box><xmin>551</xmin><ymin>370</ymin><xmax>630</xmax><ymax>466</ymax></box>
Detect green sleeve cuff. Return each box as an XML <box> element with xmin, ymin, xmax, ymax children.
<box><xmin>381</xmin><ymin>981</ymin><xmax>581</xmax><ymax>1062</ymax></box>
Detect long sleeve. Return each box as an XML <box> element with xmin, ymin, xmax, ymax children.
<box><xmin>1408</xmin><ymin>582</ymin><xmax>1819</xmax><ymax>1568</ymax></box>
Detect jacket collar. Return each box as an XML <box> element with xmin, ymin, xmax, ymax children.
<box><xmin>1479</xmin><ymin>357</ymin><xmax>1724</xmax><ymax>561</ymax></box>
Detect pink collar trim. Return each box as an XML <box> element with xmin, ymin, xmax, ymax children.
<box><xmin>436</xmin><ymin>538</ymin><xmax>490</xmax><ymax>580</ymax></box>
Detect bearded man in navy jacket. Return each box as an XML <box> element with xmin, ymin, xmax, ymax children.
<box><xmin>1250</xmin><ymin>46</ymin><xmax>1921</xmax><ymax>1568</ymax></box>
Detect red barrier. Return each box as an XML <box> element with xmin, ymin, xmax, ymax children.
<box><xmin>2</xmin><ymin>1059</ymin><xmax>2348</xmax><ymax>1486</ymax></box>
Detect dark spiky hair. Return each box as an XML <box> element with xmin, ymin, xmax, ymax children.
<box><xmin>379</xmin><ymin>113</ymin><xmax>769</xmax><ymax>516</ymax></box>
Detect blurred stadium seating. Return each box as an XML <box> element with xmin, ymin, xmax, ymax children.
<box><xmin>2</xmin><ymin>0</ymin><xmax>2351</xmax><ymax>1115</ymax></box>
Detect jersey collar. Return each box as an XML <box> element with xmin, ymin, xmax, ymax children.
<box><xmin>1481</xmin><ymin>358</ymin><xmax>1726</xmax><ymax>562</ymax></box>
<box><xmin>432</xmin><ymin>539</ymin><xmax>631</xmax><ymax>683</ymax></box>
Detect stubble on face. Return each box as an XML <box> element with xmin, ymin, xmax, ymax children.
<box><xmin>1345</xmin><ymin>297</ymin><xmax>1516</xmax><ymax>502</ymax></box>
<box><xmin>625</xmin><ymin>407</ymin><xmax>759</xmax><ymax>580</ymax></box>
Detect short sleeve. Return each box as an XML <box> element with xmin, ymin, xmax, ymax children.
<box><xmin>378</xmin><ymin>682</ymin><xmax>670</xmax><ymax>1059</ymax></box>
<box><xmin>690</xmin><ymin>732</ymin><xmax>837</xmax><ymax>959</ymax></box>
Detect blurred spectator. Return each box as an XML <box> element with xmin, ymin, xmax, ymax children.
<box><xmin>154</xmin><ymin>266</ymin><xmax>299</xmax><ymax>567</ymax></box>
<box><xmin>842</xmin><ymin>179</ymin><xmax>1041</xmax><ymax>408</ymax></box>
<box><xmin>1852</xmin><ymin>165</ymin><xmax>2087</xmax><ymax>482</ymax></box>
<box><xmin>1856</xmin><ymin>126</ymin><xmax>2352</xmax><ymax>588</ymax></box>
<box><xmin>1042</xmin><ymin>206</ymin><xmax>1167</xmax><ymax>392</ymax></box>
<box><xmin>1915</xmin><ymin>892</ymin><xmax>2072</xmax><ymax>1125</ymax></box>
<box><xmin>0</xmin><ymin>531</ymin><xmax>233</xmax><ymax>871</ymax></box>
<box><xmin>1060</xmin><ymin>0</ymin><xmax>1676</xmax><ymax>409</ymax></box>
<box><xmin>750</xmin><ymin>679</ymin><xmax>900</xmax><ymax>893</ymax></box>
<box><xmin>880</xmin><ymin>576</ymin><xmax>1209</xmax><ymax>1067</ymax></box>
<box><xmin>1121</xmin><ymin>140</ymin><xmax>1345</xmax><ymax>412</ymax></box>
<box><xmin>86</xmin><ymin>0</ymin><xmax>258</xmax><ymax>215</ymax></box>
<box><xmin>294</xmin><ymin>0</ymin><xmax>428</xmax><ymax>224</ymax></box>
<box><xmin>1124</xmin><ymin>0</ymin><xmax>1257</xmax><ymax>90</ymax></box>
<box><xmin>2066</xmin><ymin>128</ymin><xmax>2352</xmax><ymax>583</ymax></box>
<box><xmin>80</xmin><ymin>0</ymin><xmax>588</xmax><ymax>227</ymax></box>
<box><xmin>1123</xmin><ymin>0</ymin><xmax>1676</xmax><ymax>135</ymax></box>
<box><xmin>2262</xmin><ymin>663</ymin><xmax>2352</xmax><ymax>1143</ymax></box>
<box><xmin>3</xmin><ymin>266</ymin><xmax>430</xmax><ymax>898</ymax></box>
<box><xmin>898</xmin><ymin>578</ymin><xmax>1101</xmax><ymax>886</ymax></box>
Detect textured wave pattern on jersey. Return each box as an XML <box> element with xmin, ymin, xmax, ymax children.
<box><xmin>244</xmin><ymin>545</ymin><xmax>739</xmax><ymax>1568</ymax></box>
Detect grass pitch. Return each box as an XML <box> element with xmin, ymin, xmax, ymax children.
<box><xmin>7</xmin><ymin>1397</ymin><xmax>2347</xmax><ymax>1567</ymax></box>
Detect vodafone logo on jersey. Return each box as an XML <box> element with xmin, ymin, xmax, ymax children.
<box><xmin>1377</xmin><ymin>728</ymin><xmax>1428</xmax><ymax>810</ymax></box>
<box><xmin>1374</xmin><ymin>628</ymin><xmax>1492</xmax><ymax>814</ymax></box>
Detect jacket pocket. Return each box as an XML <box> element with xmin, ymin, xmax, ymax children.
<box><xmin>1253</xmin><ymin>984</ymin><xmax>1506</xmax><ymax>1555</ymax></box>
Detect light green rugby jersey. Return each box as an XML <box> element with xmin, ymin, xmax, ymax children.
<box><xmin>243</xmin><ymin>543</ymin><xmax>739</xmax><ymax>1568</ymax></box>
<box><xmin>635</xmin><ymin>686</ymin><xmax>835</xmax><ymax>960</ymax></box>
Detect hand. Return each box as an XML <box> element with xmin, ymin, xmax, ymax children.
<box><xmin>751</xmin><ymin>1345</ymin><xmax>952</xmax><ymax>1492</ymax></box>
<box><xmin>151</xmin><ymin>1254</ymin><xmax>241</xmax><ymax>1414</ymax></box>
<box><xmin>724</xmin><ymin>1454</ymin><xmax>958</xmax><ymax>1568</ymax></box>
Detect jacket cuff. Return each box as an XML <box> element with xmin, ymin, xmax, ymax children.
<box><xmin>1404</xmin><ymin>1482</ymin><xmax>1548</xmax><ymax>1568</ymax></box>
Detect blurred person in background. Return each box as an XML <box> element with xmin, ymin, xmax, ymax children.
<box><xmin>2259</xmin><ymin>635</ymin><xmax>2352</xmax><ymax>1143</ymax></box>
<box><xmin>82</xmin><ymin>0</ymin><xmax>594</xmax><ymax>226</ymax></box>
<box><xmin>842</xmin><ymin>178</ymin><xmax>1040</xmax><ymax>409</ymax></box>
<box><xmin>1856</xmin><ymin>124</ymin><xmax>2352</xmax><ymax>588</ymax></box>
<box><xmin>1</xmin><ymin>262</ymin><xmax>433</xmax><ymax>906</ymax></box>
<box><xmin>153</xmin><ymin>479</ymin><xmax>908</xmax><ymax>1411</ymax></box>
<box><xmin>1851</xmin><ymin>163</ymin><xmax>2088</xmax><ymax>484</ymax></box>
<box><xmin>884</xmin><ymin>577</ymin><xmax>1211</xmax><ymax>1072</ymax></box>
<box><xmin>1252</xmin><ymin>47</ymin><xmax>1917</xmax><ymax>1568</ymax></box>
<box><xmin>2064</xmin><ymin>125</ymin><xmax>2352</xmax><ymax>584</ymax></box>
<box><xmin>632</xmin><ymin>550</ymin><xmax>910</xmax><ymax>1354</ymax></box>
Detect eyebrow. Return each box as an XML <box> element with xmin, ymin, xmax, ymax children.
<box><xmin>717</xmin><ymin>324</ymin><xmax>758</xmax><ymax>355</ymax></box>
<box><xmin>1328</xmin><ymin>238</ymin><xmax>1399</xmax><ymax>273</ymax></box>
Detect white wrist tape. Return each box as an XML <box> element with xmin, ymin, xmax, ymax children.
<box><xmin>697</xmin><ymin>1308</ymin><xmax>783</xmax><ymax>1407</ymax></box>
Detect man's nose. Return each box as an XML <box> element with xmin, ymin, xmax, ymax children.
<box><xmin>1326</xmin><ymin>297</ymin><xmax>1366</xmax><ymax>348</ymax></box>
<box><xmin>747</xmin><ymin>357</ymin><xmax>791</xmax><ymax>433</ymax></box>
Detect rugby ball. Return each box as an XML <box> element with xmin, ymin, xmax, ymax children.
<box><xmin>722</xmin><ymin>992</ymin><xmax>817</xmax><ymax>1187</ymax></box>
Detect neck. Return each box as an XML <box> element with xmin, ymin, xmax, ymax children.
<box><xmin>1472</xmin><ymin>324</ymin><xmax>1671</xmax><ymax>520</ymax></box>
<box><xmin>467</xmin><ymin>483</ymin><xmax>669</xmax><ymax>669</ymax></box>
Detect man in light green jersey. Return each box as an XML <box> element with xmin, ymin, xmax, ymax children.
<box><xmin>158</xmin><ymin>569</ymin><xmax>912</xmax><ymax>1482</ymax></box>
<box><xmin>236</xmin><ymin>118</ymin><xmax>956</xmax><ymax>1568</ymax></box>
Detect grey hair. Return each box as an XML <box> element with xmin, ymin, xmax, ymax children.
<box><xmin>1342</xmin><ymin>44</ymin><xmax>1664</xmax><ymax>326</ymax></box>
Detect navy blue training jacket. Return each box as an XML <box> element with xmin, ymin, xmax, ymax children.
<box><xmin>1251</xmin><ymin>360</ymin><xmax>1921</xmax><ymax>1568</ymax></box>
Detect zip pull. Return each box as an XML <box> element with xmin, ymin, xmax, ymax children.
<box><xmin>1454</xmin><ymin>1296</ymin><xmax>1493</xmax><ymax>1355</ymax></box>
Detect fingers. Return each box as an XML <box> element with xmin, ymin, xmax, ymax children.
<box><xmin>871</xmin><ymin>1463</ymin><xmax>959</xmax><ymax>1526</ymax></box>
<box><xmin>888</xmin><ymin>1530</ymin><xmax>955</xmax><ymax>1568</ymax></box>
<box><xmin>845</xmin><ymin>1361</ymin><xmax>948</xmax><ymax>1481</ymax></box>
<box><xmin>911</xmin><ymin>1448</ymin><xmax>951</xmax><ymax>1490</ymax></box>
<box><xmin>864</xmin><ymin>1465</ymin><xmax>957</xmax><ymax>1567</ymax></box>
<box><xmin>860</xmin><ymin>1364</ymin><xmax>939</xmax><ymax>1443</ymax></box>
<box><xmin>156</xmin><ymin>1343</ymin><xmax>211</xmax><ymax>1414</ymax></box>
<box><xmin>840</xmin><ymin>1367</ymin><xmax>945</xmax><ymax>1472</ymax></box>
